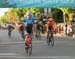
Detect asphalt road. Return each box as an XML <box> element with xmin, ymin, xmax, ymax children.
<box><xmin>0</xmin><ymin>30</ymin><xmax>75</xmax><ymax>59</ymax></box>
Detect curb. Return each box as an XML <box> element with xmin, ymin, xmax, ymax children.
<box><xmin>41</xmin><ymin>34</ymin><xmax>74</xmax><ymax>38</ymax></box>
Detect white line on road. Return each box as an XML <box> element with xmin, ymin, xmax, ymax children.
<box><xmin>0</xmin><ymin>53</ymin><xmax>20</xmax><ymax>56</ymax></box>
<box><xmin>0</xmin><ymin>41</ymin><xmax>45</xmax><ymax>46</ymax></box>
<box><xmin>0</xmin><ymin>56</ymin><xmax>73</xmax><ymax>59</ymax></box>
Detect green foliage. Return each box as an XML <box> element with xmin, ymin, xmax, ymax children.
<box><xmin>10</xmin><ymin>8</ymin><xmax>43</xmax><ymax>18</ymax></box>
<box><xmin>0</xmin><ymin>8</ymin><xmax>43</xmax><ymax>23</ymax></box>
<box><xmin>1</xmin><ymin>12</ymin><xmax>10</xmax><ymax>24</ymax></box>
<box><xmin>52</xmin><ymin>8</ymin><xmax>63</xmax><ymax>23</ymax></box>
<box><xmin>1</xmin><ymin>8</ymin><xmax>75</xmax><ymax>24</ymax></box>
<box><xmin>58</xmin><ymin>8</ymin><xmax>75</xmax><ymax>22</ymax></box>
<box><xmin>52</xmin><ymin>8</ymin><xmax>75</xmax><ymax>23</ymax></box>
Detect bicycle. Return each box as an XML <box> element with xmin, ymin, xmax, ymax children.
<box><xmin>35</xmin><ymin>29</ymin><xmax>41</xmax><ymax>40</ymax></box>
<box><xmin>25</xmin><ymin>34</ymin><xmax>32</xmax><ymax>55</ymax></box>
<box><xmin>8</xmin><ymin>30</ymin><xmax>11</xmax><ymax>38</ymax></box>
<box><xmin>47</xmin><ymin>29</ymin><xmax>54</xmax><ymax>46</ymax></box>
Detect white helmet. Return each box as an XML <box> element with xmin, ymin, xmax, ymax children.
<box><xmin>26</xmin><ymin>12</ymin><xmax>32</xmax><ymax>16</ymax></box>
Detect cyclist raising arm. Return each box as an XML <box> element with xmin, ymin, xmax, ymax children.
<box><xmin>22</xmin><ymin>12</ymin><xmax>36</xmax><ymax>48</ymax></box>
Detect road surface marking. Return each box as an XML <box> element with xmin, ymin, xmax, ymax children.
<box><xmin>0</xmin><ymin>56</ymin><xmax>72</xmax><ymax>59</ymax></box>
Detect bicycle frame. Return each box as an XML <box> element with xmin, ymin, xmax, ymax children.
<box><xmin>47</xmin><ymin>29</ymin><xmax>53</xmax><ymax>37</ymax></box>
<box><xmin>47</xmin><ymin>29</ymin><xmax>54</xmax><ymax>46</ymax></box>
<box><xmin>35</xmin><ymin>29</ymin><xmax>41</xmax><ymax>40</ymax></box>
<box><xmin>26</xmin><ymin>34</ymin><xmax>32</xmax><ymax>48</ymax></box>
<box><xmin>25</xmin><ymin>34</ymin><xmax>32</xmax><ymax>55</ymax></box>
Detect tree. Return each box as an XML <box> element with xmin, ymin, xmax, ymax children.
<box><xmin>51</xmin><ymin>8</ymin><xmax>63</xmax><ymax>23</ymax></box>
<box><xmin>10</xmin><ymin>8</ymin><xmax>44</xmax><ymax>18</ymax></box>
<box><xmin>0</xmin><ymin>10</ymin><xmax>10</xmax><ymax>24</ymax></box>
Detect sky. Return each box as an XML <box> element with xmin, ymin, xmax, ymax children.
<box><xmin>0</xmin><ymin>8</ymin><xmax>9</xmax><ymax>16</ymax></box>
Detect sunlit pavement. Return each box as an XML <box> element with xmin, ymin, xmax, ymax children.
<box><xmin>0</xmin><ymin>30</ymin><xmax>75</xmax><ymax>59</ymax></box>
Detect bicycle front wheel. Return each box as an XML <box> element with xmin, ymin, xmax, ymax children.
<box><xmin>29</xmin><ymin>43</ymin><xmax>32</xmax><ymax>55</ymax></box>
<box><xmin>8</xmin><ymin>31</ymin><xmax>11</xmax><ymax>38</ymax></box>
<box><xmin>51</xmin><ymin>37</ymin><xmax>54</xmax><ymax>46</ymax></box>
<box><xmin>37</xmin><ymin>30</ymin><xmax>41</xmax><ymax>40</ymax></box>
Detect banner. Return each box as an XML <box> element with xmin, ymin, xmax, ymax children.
<box><xmin>0</xmin><ymin>0</ymin><xmax>75</xmax><ymax>8</ymax></box>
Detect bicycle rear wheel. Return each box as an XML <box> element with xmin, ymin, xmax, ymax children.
<box><xmin>29</xmin><ymin>43</ymin><xmax>32</xmax><ymax>55</ymax></box>
<box><xmin>47</xmin><ymin>37</ymin><xmax>51</xmax><ymax>45</ymax></box>
<box><xmin>47</xmin><ymin>32</ymin><xmax>50</xmax><ymax>45</ymax></box>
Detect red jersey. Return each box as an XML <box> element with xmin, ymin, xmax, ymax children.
<box><xmin>47</xmin><ymin>18</ymin><xmax>55</xmax><ymax>27</ymax></box>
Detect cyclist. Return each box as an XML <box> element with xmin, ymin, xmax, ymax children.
<box><xmin>34</xmin><ymin>14</ymin><xmax>43</xmax><ymax>39</ymax></box>
<box><xmin>8</xmin><ymin>22</ymin><xmax>14</xmax><ymax>37</ymax></box>
<box><xmin>22</xmin><ymin>12</ymin><xmax>36</xmax><ymax>48</ymax></box>
<box><xmin>46</xmin><ymin>17</ymin><xmax>55</xmax><ymax>41</ymax></box>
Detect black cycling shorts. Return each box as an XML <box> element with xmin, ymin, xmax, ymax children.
<box><xmin>26</xmin><ymin>24</ymin><xmax>33</xmax><ymax>34</ymax></box>
<box><xmin>48</xmin><ymin>26</ymin><xmax>53</xmax><ymax>32</ymax></box>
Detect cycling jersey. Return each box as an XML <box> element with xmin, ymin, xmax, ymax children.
<box><xmin>23</xmin><ymin>17</ymin><xmax>35</xmax><ymax>24</ymax></box>
<box><xmin>47</xmin><ymin>19</ymin><xmax>55</xmax><ymax>27</ymax></box>
<box><xmin>46</xmin><ymin>18</ymin><xmax>55</xmax><ymax>32</ymax></box>
<box><xmin>23</xmin><ymin>17</ymin><xmax>36</xmax><ymax>34</ymax></box>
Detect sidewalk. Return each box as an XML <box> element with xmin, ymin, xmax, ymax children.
<box><xmin>41</xmin><ymin>33</ymin><xmax>64</xmax><ymax>37</ymax></box>
<box><xmin>41</xmin><ymin>33</ymin><xmax>74</xmax><ymax>38</ymax></box>
<box><xmin>54</xmin><ymin>33</ymin><xmax>65</xmax><ymax>37</ymax></box>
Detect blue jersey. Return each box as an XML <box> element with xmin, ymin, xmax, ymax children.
<box><xmin>23</xmin><ymin>17</ymin><xmax>36</xmax><ymax>24</ymax></box>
